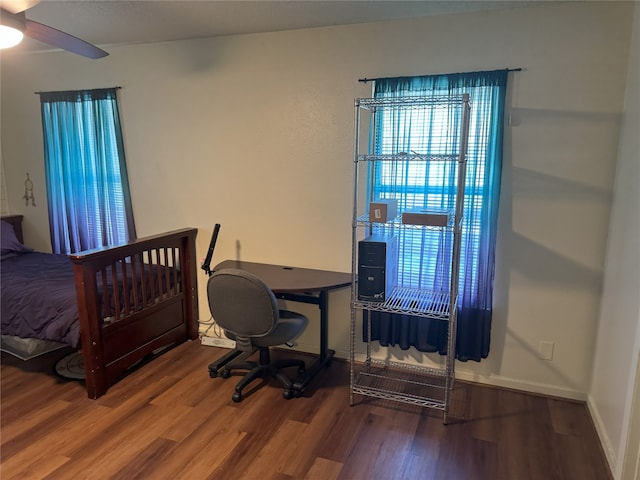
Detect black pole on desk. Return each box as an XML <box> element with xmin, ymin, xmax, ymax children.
<box><xmin>201</xmin><ymin>223</ymin><xmax>221</xmax><ymax>276</ymax></box>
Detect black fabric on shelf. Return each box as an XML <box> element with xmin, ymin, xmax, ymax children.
<box><xmin>363</xmin><ymin>309</ymin><xmax>490</xmax><ymax>362</ymax></box>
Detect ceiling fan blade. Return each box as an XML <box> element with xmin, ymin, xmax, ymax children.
<box><xmin>0</xmin><ymin>0</ymin><xmax>40</xmax><ymax>15</ymax></box>
<box><xmin>25</xmin><ymin>18</ymin><xmax>108</xmax><ymax>59</ymax></box>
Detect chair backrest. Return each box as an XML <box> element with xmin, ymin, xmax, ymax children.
<box><xmin>207</xmin><ymin>268</ymin><xmax>279</xmax><ymax>339</ymax></box>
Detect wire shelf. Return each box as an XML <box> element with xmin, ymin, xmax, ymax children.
<box><xmin>350</xmin><ymin>93</ymin><xmax>470</xmax><ymax>423</ymax></box>
<box><xmin>353</xmin><ymin>286</ymin><xmax>453</xmax><ymax>320</ymax></box>
<box><xmin>355</xmin><ymin>213</ymin><xmax>458</xmax><ymax>230</ymax></box>
<box><xmin>356</xmin><ymin>153</ymin><xmax>461</xmax><ymax>163</ymax></box>
<box><xmin>352</xmin><ymin>359</ymin><xmax>449</xmax><ymax>409</ymax></box>
<box><xmin>355</xmin><ymin>95</ymin><xmax>468</xmax><ymax>109</ymax></box>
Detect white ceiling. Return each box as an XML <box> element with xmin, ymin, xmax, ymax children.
<box><xmin>4</xmin><ymin>0</ymin><xmax>542</xmax><ymax>56</ymax></box>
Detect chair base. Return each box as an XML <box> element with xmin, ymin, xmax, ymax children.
<box><xmin>212</xmin><ymin>347</ymin><xmax>305</xmax><ymax>402</ymax></box>
<box><xmin>208</xmin><ymin>348</ymin><xmax>245</xmax><ymax>378</ymax></box>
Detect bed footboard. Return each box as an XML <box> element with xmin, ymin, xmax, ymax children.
<box><xmin>69</xmin><ymin>228</ymin><xmax>198</xmax><ymax>399</ymax></box>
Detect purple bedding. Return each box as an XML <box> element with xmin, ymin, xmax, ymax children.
<box><xmin>1</xmin><ymin>252</ymin><xmax>81</xmax><ymax>348</ymax></box>
<box><xmin>1</xmin><ymin>250</ymin><xmax>178</xmax><ymax>349</ymax></box>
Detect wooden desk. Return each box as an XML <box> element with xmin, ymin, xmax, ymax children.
<box><xmin>210</xmin><ymin>260</ymin><xmax>351</xmax><ymax>395</ymax></box>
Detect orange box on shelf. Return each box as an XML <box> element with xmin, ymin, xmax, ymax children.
<box><xmin>401</xmin><ymin>208</ymin><xmax>451</xmax><ymax>226</ymax></box>
<box><xmin>369</xmin><ymin>199</ymin><xmax>398</xmax><ymax>223</ymax></box>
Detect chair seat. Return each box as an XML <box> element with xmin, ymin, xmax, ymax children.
<box><xmin>224</xmin><ymin>310</ymin><xmax>307</xmax><ymax>348</ymax></box>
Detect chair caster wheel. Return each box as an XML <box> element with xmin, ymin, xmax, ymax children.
<box><xmin>209</xmin><ymin>369</ymin><xmax>218</xmax><ymax>378</ymax></box>
<box><xmin>283</xmin><ymin>389</ymin><xmax>293</xmax><ymax>400</ymax></box>
<box><xmin>232</xmin><ymin>392</ymin><xmax>242</xmax><ymax>403</ymax></box>
<box><xmin>292</xmin><ymin>389</ymin><xmax>302</xmax><ymax>398</ymax></box>
<box><xmin>221</xmin><ymin>369</ymin><xmax>231</xmax><ymax>379</ymax></box>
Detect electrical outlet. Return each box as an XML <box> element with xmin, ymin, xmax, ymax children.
<box><xmin>201</xmin><ymin>336</ymin><xmax>236</xmax><ymax>349</ymax></box>
<box><xmin>539</xmin><ymin>341</ymin><xmax>554</xmax><ymax>361</ymax></box>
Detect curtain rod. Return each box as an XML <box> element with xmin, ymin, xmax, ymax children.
<box><xmin>35</xmin><ymin>86</ymin><xmax>122</xmax><ymax>94</ymax></box>
<box><xmin>358</xmin><ymin>68</ymin><xmax>522</xmax><ymax>84</ymax></box>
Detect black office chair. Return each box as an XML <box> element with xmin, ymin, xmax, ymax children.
<box><xmin>207</xmin><ymin>268</ymin><xmax>308</xmax><ymax>402</ymax></box>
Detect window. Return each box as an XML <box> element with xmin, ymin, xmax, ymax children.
<box><xmin>368</xmin><ymin>71</ymin><xmax>508</xmax><ymax>361</ymax></box>
<box><xmin>39</xmin><ymin>88</ymin><xmax>136</xmax><ymax>254</ymax></box>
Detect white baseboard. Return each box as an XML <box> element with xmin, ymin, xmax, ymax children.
<box><xmin>454</xmin><ymin>371</ymin><xmax>587</xmax><ymax>402</ymax></box>
<box><xmin>587</xmin><ymin>394</ymin><xmax>617</xmax><ymax>478</ymax></box>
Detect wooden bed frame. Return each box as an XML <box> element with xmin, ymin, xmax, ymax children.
<box><xmin>1</xmin><ymin>215</ymin><xmax>199</xmax><ymax>399</ymax></box>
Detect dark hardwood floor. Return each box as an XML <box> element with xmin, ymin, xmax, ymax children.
<box><xmin>1</xmin><ymin>340</ymin><xmax>612</xmax><ymax>479</ymax></box>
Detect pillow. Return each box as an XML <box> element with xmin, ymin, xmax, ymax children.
<box><xmin>1</xmin><ymin>221</ymin><xmax>33</xmax><ymax>256</ymax></box>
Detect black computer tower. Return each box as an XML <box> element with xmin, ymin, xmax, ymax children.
<box><xmin>357</xmin><ymin>233</ymin><xmax>398</xmax><ymax>301</ymax></box>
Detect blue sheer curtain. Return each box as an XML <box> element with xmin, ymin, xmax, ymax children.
<box><xmin>40</xmin><ymin>88</ymin><xmax>136</xmax><ymax>254</ymax></box>
<box><xmin>366</xmin><ymin>70</ymin><xmax>507</xmax><ymax>361</ymax></box>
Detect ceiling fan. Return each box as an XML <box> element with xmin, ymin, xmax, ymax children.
<box><xmin>0</xmin><ymin>0</ymin><xmax>108</xmax><ymax>59</ymax></box>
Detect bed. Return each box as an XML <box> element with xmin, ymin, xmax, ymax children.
<box><xmin>1</xmin><ymin>215</ymin><xmax>199</xmax><ymax>399</ymax></box>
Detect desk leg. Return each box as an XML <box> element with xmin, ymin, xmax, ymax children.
<box><xmin>292</xmin><ymin>290</ymin><xmax>335</xmax><ymax>394</ymax></box>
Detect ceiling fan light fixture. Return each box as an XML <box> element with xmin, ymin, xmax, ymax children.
<box><xmin>0</xmin><ymin>24</ymin><xmax>23</xmax><ymax>48</ymax></box>
<box><xmin>0</xmin><ymin>9</ymin><xmax>25</xmax><ymax>49</ymax></box>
